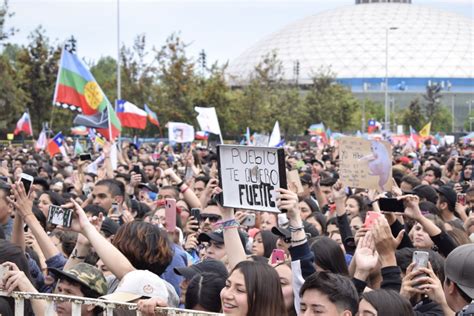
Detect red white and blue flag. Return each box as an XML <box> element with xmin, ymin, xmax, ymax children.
<box><xmin>47</xmin><ymin>132</ymin><xmax>67</xmax><ymax>157</ymax></box>
<box><xmin>14</xmin><ymin>112</ymin><xmax>33</xmax><ymax>136</ymax></box>
<box><xmin>116</xmin><ymin>100</ymin><xmax>147</xmax><ymax>130</ymax></box>
<box><xmin>195</xmin><ymin>131</ymin><xmax>209</xmax><ymax>140</ymax></box>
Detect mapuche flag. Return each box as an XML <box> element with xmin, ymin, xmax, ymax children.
<box><xmin>53</xmin><ymin>49</ymin><xmax>121</xmax><ymax>140</ymax></box>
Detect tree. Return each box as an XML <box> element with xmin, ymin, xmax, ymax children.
<box><xmin>154</xmin><ymin>33</ymin><xmax>197</xmax><ymax>125</ymax></box>
<box><xmin>0</xmin><ymin>0</ymin><xmax>15</xmax><ymax>43</ymax></box>
<box><xmin>16</xmin><ymin>26</ymin><xmax>63</xmax><ymax>133</ymax></box>
<box><xmin>423</xmin><ymin>83</ymin><xmax>442</xmax><ymax>121</ymax></box>
<box><xmin>401</xmin><ymin>98</ymin><xmax>424</xmax><ymax>131</ymax></box>
<box><xmin>304</xmin><ymin>70</ymin><xmax>360</xmax><ymax>132</ymax></box>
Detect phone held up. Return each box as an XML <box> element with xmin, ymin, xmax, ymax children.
<box><xmin>412</xmin><ymin>250</ymin><xmax>429</xmax><ymax>288</ymax></box>
<box><xmin>165</xmin><ymin>198</ymin><xmax>177</xmax><ymax>232</ymax></box>
<box><xmin>378</xmin><ymin>197</ymin><xmax>405</xmax><ymax>213</ymax></box>
<box><xmin>20</xmin><ymin>173</ymin><xmax>34</xmax><ymax>196</ymax></box>
<box><xmin>364</xmin><ymin>211</ymin><xmax>381</xmax><ymax>229</ymax></box>
<box><xmin>47</xmin><ymin>205</ymin><xmax>73</xmax><ymax>228</ymax></box>
<box><xmin>271</xmin><ymin>249</ymin><xmax>285</xmax><ymax>264</ymax></box>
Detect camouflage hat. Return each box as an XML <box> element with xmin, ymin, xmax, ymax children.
<box><xmin>50</xmin><ymin>263</ymin><xmax>108</xmax><ymax>297</ymax></box>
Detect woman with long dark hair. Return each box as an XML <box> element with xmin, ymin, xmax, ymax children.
<box><xmin>220</xmin><ymin>261</ymin><xmax>287</xmax><ymax>316</ymax></box>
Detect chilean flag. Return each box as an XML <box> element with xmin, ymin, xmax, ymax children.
<box><xmin>195</xmin><ymin>131</ymin><xmax>209</xmax><ymax>140</ymax></box>
<box><xmin>116</xmin><ymin>100</ymin><xmax>147</xmax><ymax>130</ymax></box>
<box><xmin>47</xmin><ymin>132</ymin><xmax>67</xmax><ymax>157</ymax></box>
<box><xmin>14</xmin><ymin>112</ymin><xmax>33</xmax><ymax>136</ymax></box>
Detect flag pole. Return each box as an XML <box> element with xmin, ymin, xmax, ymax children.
<box><xmin>50</xmin><ymin>46</ymin><xmax>66</xmax><ymax>133</ymax></box>
<box><xmin>108</xmin><ymin>102</ymin><xmax>113</xmax><ymax>141</ymax></box>
<box><xmin>116</xmin><ymin>0</ymin><xmax>121</xmax><ymax>101</ymax></box>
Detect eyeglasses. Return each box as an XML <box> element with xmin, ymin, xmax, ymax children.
<box><xmin>200</xmin><ymin>214</ymin><xmax>222</xmax><ymax>223</ymax></box>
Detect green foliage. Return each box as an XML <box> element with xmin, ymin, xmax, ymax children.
<box><xmin>16</xmin><ymin>26</ymin><xmax>63</xmax><ymax>133</ymax></box>
<box><xmin>401</xmin><ymin>98</ymin><xmax>424</xmax><ymax>131</ymax></box>
<box><xmin>304</xmin><ymin>70</ymin><xmax>360</xmax><ymax>132</ymax></box>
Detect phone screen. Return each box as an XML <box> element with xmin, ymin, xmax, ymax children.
<box><xmin>190</xmin><ymin>208</ymin><xmax>201</xmax><ymax>223</ymax></box>
<box><xmin>132</xmin><ymin>165</ymin><xmax>140</xmax><ymax>174</ymax></box>
<box><xmin>20</xmin><ymin>175</ymin><xmax>33</xmax><ymax>195</ymax></box>
<box><xmin>378</xmin><ymin>198</ymin><xmax>405</xmax><ymax>213</ymax></box>
<box><xmin>80</xmin><ymin>153</ymin><xmax>92</xmax><ymax>161</ymax></box>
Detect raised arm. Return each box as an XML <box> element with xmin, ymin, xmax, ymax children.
<box><xmin>214</xmin><ymin>187</ymin><xmax>247</xmax><ymax>271</ymax></box>
<box><xmin>8</xmin><ymin>183</ymin><xmax>59</xmax><ymax>260</ymax></box>
<box><xmin>163</xmin><ymin>168</ymin><xmax>201</xmax><ymax>209</ymax></box>
<box><xmin>67</xmin><ymin>199</ymin><xmax>135</xmax><ymax>280</ymax></box>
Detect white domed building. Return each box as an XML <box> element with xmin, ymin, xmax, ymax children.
<box><xmin>227</xmin><ymin>0</ymin><xmax>474</xmax><ymax>132</ymax></box>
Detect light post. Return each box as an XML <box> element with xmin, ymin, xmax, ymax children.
<box><xmin>468</xmin><ymin>100</ymin><xmax>474</xmax><ymax>132</ymax></box>
<box><xmin>384</xmin><ymin>27</ymin><xmax>398</xmax><ymax>132</ymax></box>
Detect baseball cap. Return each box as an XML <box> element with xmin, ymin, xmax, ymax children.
<box><xmin>445</xmin><ymin>243</ymin><xmax>474</xmax><ymax>299</ymax></box>
<box><xmin>138</xmin><ymin>183</ymin><xmax>158</xmax><ymax>193</ymax></box>
<box><xmin>436</xmin><ymin>185</ymin><xmax>457</xmax><ymax>211</ymax></box>
<box><xmin>101</xmin><ymin>270</ymin><xmax>179</xmax><ymax>307</ymax></box>
<box><xmin>412</xmin><ymin>184</ymin><xmax>438</xmax><ymax>204</ymax></box>
<box><xmin>49</xmin><ymin>263</ymin><xmax>107</xmax><ymax>297</ymax></box>
<box><xmin>198</xmin><ymin>229</ymin><xmax>249</xmax><ymax>250</ymax></box>
<box><xmin>173</xmin><ymin>259</ymin><xmax>228</xmax><ymax>280</ymax></box>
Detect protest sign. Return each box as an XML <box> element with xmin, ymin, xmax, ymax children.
<box><xmin>217</xmin><ymin>145</ymin><xmax>286</xmax><ymax>213</ymax></box>
<box><xmin>339</xmin><ymin>136</ymin><xmax>392</xmax><ymax>191</ymax></box>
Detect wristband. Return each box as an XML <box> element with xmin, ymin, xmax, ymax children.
<box><xmin>214</xmin><ymin>219</ymin><xmax>239</xmax><ymax>229</ymax></box>
<box><xmin>288</xmin><ymin>225</ymin><xmax>305</xmax><ymax>232</ymax></box>
<box><xmin>71</xmin><ymin>248</ymin><xmax>86</xmax><ymax>260</ymax></box>
<box><xmin>176</xmin><ymin>181</ymin><xmax>185</xmax><ymax>189</ymax></box>
<box><xmin>180</xmin><ymin>185</ymin><xmax>189</xmax><ymax>194</ymax></box>
<box><xmin>291</xmin><ymin>237</ymin><xmax>307</xmax><ymax>244</ymax></box>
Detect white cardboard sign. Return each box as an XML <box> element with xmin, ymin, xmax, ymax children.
<box><xmin>217</xmin><ymin>145</ymin><xmax>286</xmax><ymax>213</ymax></box>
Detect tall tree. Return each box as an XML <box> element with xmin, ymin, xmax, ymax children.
<box><xmin>423</xmin><ymin>83</ymin><xmax>442</xmax><ymax>121</ymax></box>
<box><xmin>16</xmin><ymin>26</ymin><xmax>63</xmax><ymax>133</ymax></box>
<box><xmin>401</xmin><ymin>98</ymin><xmax>424</xmax><ymax>131</ymax></box>
<box><xmin>305</xmin><ymin>70</ymin><xmax>360</xmax><ymax>132</ymax></box>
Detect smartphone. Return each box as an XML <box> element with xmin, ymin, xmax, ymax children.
<box><xmin>132</xmin><ymin>165</ymin><xmax>140</xmax><ymax>174</ymax></box>
<box><xmin>242</xmin><ymin>213</ymin><xmax>256</xmax><ymax>227</ymax></box>
<box><xmin>165</xmin><ymin>198</ymin><xmax>177</xmax><ymax>232</ymax></box>
<box><xmin>190</xmin><ymin>208</ymin><xmax>201</xmax><ymax>224</ymax></box>
<box><xmin>364</xmin><ymin>211</ymin><xmax>381</xmax><ymax>229</ymax></box>
<box><xmin>111</xmin><ymin>202</ymin><xmax>120</xmax><ymax>215</ymax></box>
<box><xmin>378</xmin><ymin>197</ymin><xmax>405</xmax><ymax>213</ymax></box>
<box><xmin>47</xmin><ymin>205</ymin><xmax>73</xmax><ymax>228</ymax></box>
<box><xmin>287</xmin><ymin>170</ymin><xmax>304</xmax><ymax>194</ymax></box>
<box><xmin>271</xmin><ymin>249</ymin><xmax>285</xmax><ymax>264</ymax></box>
<box><xmin>457</xmin><ymin>193</ymin><xmax>466</xmax><ymax>206</ymax></box>
<box><xmin>412</xmin><ymin>251</ymin><xmax>429</xmax><ymax>287</ymax></box>
<box><xmin>79</xmin><ymin>153</ymin><xmax>92</xmax><ymax>161</ymax></box>
<box><xmin>20</xmin><ymin>173</ymin><xmax>34</xmax><ymax>196</ymax></box>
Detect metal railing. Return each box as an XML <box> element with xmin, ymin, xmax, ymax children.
<box><xmin>0</xmin><ymin>291</ymin><xmax>223</xmax><ymax>316</ymax></box>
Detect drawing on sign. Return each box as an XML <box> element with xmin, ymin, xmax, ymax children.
<box><xmin>339</xmin><ymin>137</ymin><xmax>392</xmax><ymax>191</ymax></box>
<box><xmin>359</xmin><ymin>140</ymin><xmax>391</xmax><ymax>191</ymax></box>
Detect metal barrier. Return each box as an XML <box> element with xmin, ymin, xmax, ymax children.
<box><xmin>0</xmin><ymin>291</ymin><xmax>223</xmax><ymax>316</ymax></box>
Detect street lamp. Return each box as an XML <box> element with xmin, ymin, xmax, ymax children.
<box><xmin>384</xmin><ymin>27</ymin><xmax>398</xmax><ymax>132</ymax></box>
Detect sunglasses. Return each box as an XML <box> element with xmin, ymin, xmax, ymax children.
<box><xmin>200</xmin><ymin>214</ymin><xmax>222</xmax><ymax>223</ymax></box>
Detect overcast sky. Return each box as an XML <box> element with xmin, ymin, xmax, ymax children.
<box><xmin>5</xmin><ymin>0</ymin><xmax>474</xmax><ymax>66</ymax></box>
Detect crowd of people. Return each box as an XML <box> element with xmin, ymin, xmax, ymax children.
<box><xmin>0</xmin><ymin>137</ymin><xmax>473</xmax><ymax>316</ymax></box>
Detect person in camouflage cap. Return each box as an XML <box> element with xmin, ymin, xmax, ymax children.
<box><xmin>50</xmin><ymin>263</ymin><xmax>107</xmax><ymax>316</ymax></box>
